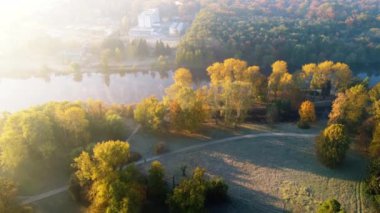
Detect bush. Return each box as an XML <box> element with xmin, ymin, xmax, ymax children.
<box><xmin>155</xmin><ymin>142</ymin><xmax>168</xmax><ymax>155</ymax></box>
<box><xmin>316</xmin><ymin>124</ymin><xmax>350</xmax><ymax>168</ymax></box>
<box><xmin>129</xmin><ymin>151</ymin><xmax>142</xmax><ymax>163</ymax></box>
<box><xmin>205</xmin><ymin>178</ymin><xmax>229</xmax><ymax>204</ymax></box>
<box><xmin>317</xmin><ymin>198</ymin><xmax>345</xmax><ymax>213</ymax></box>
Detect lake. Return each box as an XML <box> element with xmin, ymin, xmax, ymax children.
<box><xmin>0</xmin><ymin>71</ymin><xmax>174</xmax><ymax>112</ymax></box>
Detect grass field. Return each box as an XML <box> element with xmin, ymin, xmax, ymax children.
<box><xmin>32</xmin><ymin>121</ymin><xmax>375</xmax><ymax>212</ymax></box>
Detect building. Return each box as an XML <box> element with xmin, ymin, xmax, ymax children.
<box><xmin>129</xmin><ymin>8</ymin><xmax>160</xmax><ymax>37</ymax></box>
<box><xmin>138</xmin><ymin>8</ymin><xmax>160</xmax><ymax>28</ymax></box>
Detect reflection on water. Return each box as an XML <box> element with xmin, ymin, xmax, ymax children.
<box><xmin>0</xmin><ymin>71</ymin><xmax>173</xmax><ymax>112</ymax></box>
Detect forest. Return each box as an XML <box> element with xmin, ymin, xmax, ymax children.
<box><xmin>176</xmin><ymin>0</ymin><xmax>380</xmax><ymax>74</ymax></box>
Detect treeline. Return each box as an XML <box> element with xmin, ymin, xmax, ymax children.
<box><xmin>100</xmin><ymin>38</ymin><xmax>172</xmax><ymax>62</ymax></box>
<box><xmin>134</xmin><ymin>58</ymin><xmax>353</xmax><ymax>132</ymax></box>
<box><xmin>176</xmin><ymin>7</ymin><xmax>380</xmax><ymax>74</ymax></box>
<box><xmin>70</xmin><ymin>140</ymin><xmax>229</xmax><ymax>212</ymax></box>
<box><xmin>0</xmin><ymin>101</ymin><xmax>133</xmax><ymax>177</ymax></box>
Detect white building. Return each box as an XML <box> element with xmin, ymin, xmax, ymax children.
<box><xmin>138</xmin><ymin>8</ymin><xmax>160</xmax><ymax>28</ymax></box>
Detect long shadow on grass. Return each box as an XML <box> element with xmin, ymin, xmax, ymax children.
<box><xmin>207</xmin><ymin>136</ymin><xmax>368</xmax><ymax>181</ymax></box>
<box><xmin>208</xmin><ymin>189</ymin><xmax>284</xmax><ymax>213</ymax></box>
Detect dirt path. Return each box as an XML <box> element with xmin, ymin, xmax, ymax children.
<box><xmin>356</xmin><ymin>181</ymin><xmax>363</xmax><ymax>213</ymax></box>
<box><xmin>21</xmin><ymin>132</ymin><xmax>317</xmax><ymax>205</ymax></box>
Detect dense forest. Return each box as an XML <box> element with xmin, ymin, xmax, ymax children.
<box><xmin>176</xmin><ymin>0</ymin><xmax>380</xmax><ymax>74</ymax></box>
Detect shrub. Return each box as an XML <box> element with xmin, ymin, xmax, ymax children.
<box><xmin>205</xmin><ymin>178</ymin><xmax>229</xmax><ymax>204</ymax></box>
<box><xmin>316</xmin><ymin>124</ymin><xmax>350</xmax><ymax>168</ymax></box>
<box><xmin>129</xmin><ymin>151</ymin><xmax>142</xmax><ymax>163</ymax></box>
<box><xmin>155</xmin><ymin>142</ymin><xmax>168</xmax><ymax>155</ymax></box>
<box><xmin>317</xmin><ymin>198</ymin><xmax>345</xmax><ymax>213</ymax></box>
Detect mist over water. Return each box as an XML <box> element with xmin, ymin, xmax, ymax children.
<box><xmin>0</xmin><ymin>71</ymin><xmax>173</xmax><ymax>112</ymax></box>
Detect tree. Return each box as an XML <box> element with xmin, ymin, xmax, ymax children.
<box><xmin>268</xmin><ymin>60</ymin><xmax>294</xmax><ymax>101</ymax></box>
<box><xmin>147</xmin><ymin>161</ymin><xmax>167</xmax><ymax>202</ymax></box>
<box><xmin>105</xmin><ymin>111</ymin><xmax>126</xmax><ymax>140</ymax></box>
<box><xmin>72</xmin><ymin>141</ymin><xmax>145</xmax><ymax>212</ymax></box>
<box><xmin>0</xmin><ymin>110</ymin><xmax>56</xmax><ymax>170</ymax></box>
<box><xmin>165</xmin><ymin>68</ymin><xmax>208</xmax><ymax>131</ymax></box>
<box><xmin>316</xmin><ymin>124</ymin><xmax>350</xmax><ymax>168</ymax></box>
<box><xmin>369</xmin><ymin>123</ymin><xmax>380</xmax><ymax>158</ymax></box>
<box><xmin>56</xmin><ymin>106</ymin><xmax>90</xmax><ymax>147</ymax></box>
<box><xmin>0</xmin><ymin>178</ymin><xmax>30</xmax><ymax>213</ymax></box>
<box><xmin>205</xmin><ymin>177</ymin><xmax>228</xmax><ymax>204</ymax></box>
<box><xmin>207</xmin><ymin>58</ymin><xmax>265</xmax><ymax>126</ymax></box>
<box><xmin>328</xmin><ymin>84</ymin><xmax>369</xmax><ymax>131</ymax></box>
<box><xmin>298</xmin><ymin>100</ymin><xmax>316</xmax><ymax>128</ymax></box>
<box><xmin>134</xmin><ymin>97</ymin><xmax>166</xmax><ymax>131</ymax></box>
<box><xmin>317</xmin><ymin>198</ymin><xmax>345</xmax><ymax>213</ymax></box>
<box><xmin>305</xmin><ymin>61</ymin><xmax>352</xmax><ymax>94</ymax></box>
<box><xmin>168</xmin><ymin>167</ymin><xmax>207</xmax><ymax>212</ymax></box>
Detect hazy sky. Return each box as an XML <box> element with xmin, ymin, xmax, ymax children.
<box><xmin>0</xmin><ymin>0</ymin><xmax>65</xmax><ymax>21</ymax></box>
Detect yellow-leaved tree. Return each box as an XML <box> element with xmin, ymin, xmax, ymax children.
<box><xmin>207</xmin><ymin>58</ymin><xmax>266</xmax><ymax>126</ymax></box>
<box><xmin>298</xmin><ymin>100</ymin><xmax>316</xmax><ymax>128</ymax></box>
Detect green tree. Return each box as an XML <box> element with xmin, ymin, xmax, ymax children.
<box><xmin>147</xmin><ymin>161</ymin><xmax>167</xmax><ymax>202</ymax></box>
<box><xmin>168</xmin><ymin>167</ymin><xmax>207</xmax><ymax>212</ymax></box>
<box><xmin>0</xmin><ymin>178</ymin><xmax>30</xmax><ymax>213</ymax></box>
<box><xmin>105</xmin><ymin>111</ymin><xmax>126</xmax><ymax>140</ymax></box>
<box><xmin>317</xmin><ymin>198</ymin><xmax>345</xmax><ymax>213</ymax></box>
<box><xmin>316</xmin><ymin>124</ymin><xmax>350</xmax><ymax>168</ymax></box>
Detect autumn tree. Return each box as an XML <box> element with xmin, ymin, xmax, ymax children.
<box><xmin>168</xmin><ymin>167</ymin><xmax>207</xmax><ymax>212</ymax></box>
<box><xmin>165</xmin><ymin>68</ymin><xmax>209</xmax><ymax>131</ymax></box>
<box><xmin>328</xmin><ymin>84</ymin><xmax>369</xmax><ymax>131</ymax></box>
<box><xmin>0</xmin><ymin>110</ymin><xmax>55</xmax><ymax>170</ymax></box>
<box><xmin>0</xmin><ymin>178</ymin><xmax>30</xmax><ymax>213</ymax></box>
<box><xmin>303</xmin><ymin>61</ymin><xmax>352</xmax><ymax>95</ymax></box>
<box><xmin>369</xmin><ymin>123</ymin><xmax>380</xmax><ymax>158</ymax></box>
<box><xmin>56</xmin><ymin>106</ymin><xmax>90</xmax><ymax>147</ymax></box>
<box><xmin>72</xmin><ymin>140</ymin><xmax>145</xmax><ymax>212</ymax></box>
<box><xmin>147</xmin><ymin>161</ymin><xmax>167</xmax><ymax>202</ymax></box>
<box><xmin>207</xmin><ymin>58</ymin><xmax>266</xmax><ymax>126</ymax></box>
<box><xmin>268</xmin><ymin>60</ymin><xmax>294</xmax><ymax>101</ymax></box>
<box><xmin>168</xmin><ymin>167</ymin><xmax>229</xmax><ymax>211</ymax></box>
<box><xmin>105</xmin><ymin>110</ymin><xmax>126</xmax><ymax>140</ymax></box>
<box><xmin>316</xmin><ymin>124</ymin><xmax>350</xmax><ymax>168</ymax></box>
<box><xmin>298</xmin><ymin>100</ymin><xmax>316</xmax><ymax>128</ymax></box>
<box><xmin>134</xmin><ymin>96</ymin><xmax>166</xmax><ymax>131</ymax></box>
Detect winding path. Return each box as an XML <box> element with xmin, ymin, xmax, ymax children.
<box><xmin>21</xmin><ymin>132</ymin><xmax>317</xmax><ymax>205</ymax></box>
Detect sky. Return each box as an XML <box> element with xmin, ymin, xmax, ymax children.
<box><xmin>0</xmin><ymin>0</ymin><xmax>64</xmax><ymax>22</ymax></box>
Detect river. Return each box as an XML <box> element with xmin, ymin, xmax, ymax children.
<box><xmin>0</xmin><ymin>71</ymin><xmax>173</xmax><ymax>112</ymax></box>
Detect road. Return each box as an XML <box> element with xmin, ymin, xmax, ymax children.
<box><xmin>21</xmin><ymin>131</ymin><xmax>317</xmax><ymax>205</ymax></box>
